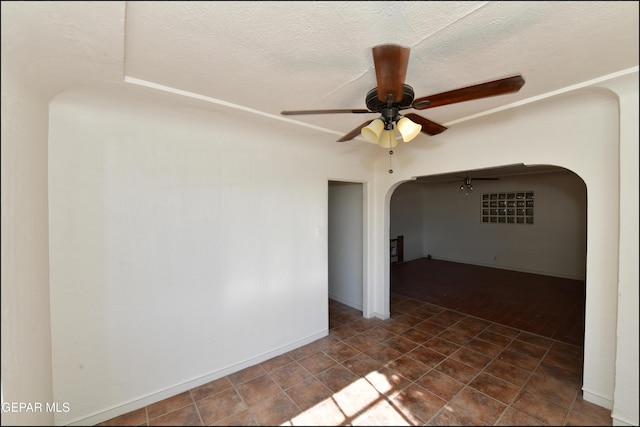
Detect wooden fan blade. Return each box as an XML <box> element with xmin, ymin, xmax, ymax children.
<box><xmin>337</xmin><ymin>120</ymin><xmax>372</xmax><ymax>142</ymax></box>
<box><xmin>281</xmin><ymin>109</ymin><xmax>372</xmax><ymax>115</ymax></box>
<box><xmin>372</xmin><ymin>44</ymin><xmax>410</xmax><ymax>103</ymax></box>
<box><xmin>412</xmin><ymin>75</ymin><xmax>525</xmax><ymax>110</ymax></box>
<box><xmin>404</xmin><ymin>113</ymin><xmax>447</xmax><ymax>136</ymax></box>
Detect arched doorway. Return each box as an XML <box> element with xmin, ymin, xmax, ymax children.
<box><xmin>388</xmin><ymin>164</ymin><xmax>587</xmax><ymax>345</ymax></box>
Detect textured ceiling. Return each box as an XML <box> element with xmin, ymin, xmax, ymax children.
<box><xmin>2</xmin><ymin>1</ymin><xmax>638</xmax><ymax>147</ymax></box>
<box><xmin>121</xmin><ymin>1</ymin><xmax>639</xmax><ymax>139</ymax></box>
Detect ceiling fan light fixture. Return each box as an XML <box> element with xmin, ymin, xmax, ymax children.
<box><xmin>378</xmin><ymin>130</ymin><xmax>398</xmax><ymax>148</ymax></box>
<box><xmin>361</xmin><ymin>118</ymin><xmax>385</xmax><ymax>144</ymax></box>
<box><xmin>397</xmin><ymin>116</ymin><xmax>422</xmax><ymax>142</ymax></box>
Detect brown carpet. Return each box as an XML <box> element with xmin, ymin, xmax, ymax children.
<box><xmin>391</xmin><ymin>258</ymin><xmax>585</xmax><ymax>346</ymax></box>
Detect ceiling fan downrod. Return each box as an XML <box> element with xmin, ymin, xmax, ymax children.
<box><xmin>381</xmin><ymin>106</ymin><xmax>399</xmax><ymax>130</ymax></box>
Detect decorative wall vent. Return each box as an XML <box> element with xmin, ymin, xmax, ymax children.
<box><xmin>482</xmin><ymin>192</ymin><xmax>534</xmax><ymax>224</ymax></box>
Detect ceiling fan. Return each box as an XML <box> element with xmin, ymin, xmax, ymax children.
<box><xmin>458</xmin><ymin>174</ymin><xmax>500</xmax><ymax>195</ymax></box>
<box><xmin>281</xmin><ymin>44</ymin><xmax>525</xmax><ymax>146</ymax></box>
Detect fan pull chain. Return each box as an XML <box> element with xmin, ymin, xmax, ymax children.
<box><xmin>388</xmin><ymin>150</ymin><xmax>394</xmax><ymax>174</ymax></box>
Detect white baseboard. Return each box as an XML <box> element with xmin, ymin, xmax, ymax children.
<box><xmin>428</xmin><ymin>255</ymin><xmax>585</xmax><ymax>281</ymax></box>
<box><xmin>612</xmin><ymin>416</ymin><xmax>634</xmax><ymax>426</ymax></box>
<box><xmin>328</xmin><ymin>294</ymin><xmax>363</xmax><ymax>311</ymax></box>
<box><xmin>66</xmin><ymin>329</ymin><xmax>328</xmax><ymax>426</ymax></box>
<box><xmin>370</xmin><ymin>311</ymin><xmax>389</xmax><ymax>320</ymax></box>
<box><xmin>582</xmin><ymin>388</ymin><xmax>613</xmax><ymax>410</ymax></box>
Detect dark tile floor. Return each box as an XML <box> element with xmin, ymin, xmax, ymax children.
<box><xmin>98</xmin><ymin>295</ymin><xmax>610</xmax><ymax>426</ymax></box>
<box><xmin>391</xmin><ymin>258</ymin><xmax>586</xmax><ymax>346</ymax></box>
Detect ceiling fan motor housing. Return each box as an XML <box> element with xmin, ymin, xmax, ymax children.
<box><xmin>366</xmin><ymin>85</ymin><xmax>415</xmax><ymax>128</ymax></box>
<box><xmin>365</xmin><ymin>84</ymin><xmax>415</xmax><ymax>112</ymax></box>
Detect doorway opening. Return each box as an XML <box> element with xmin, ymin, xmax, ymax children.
<box><xmin>328</xmin><ymin>181</ymin><xmax>364</xmax><ymax>311</ymax></box>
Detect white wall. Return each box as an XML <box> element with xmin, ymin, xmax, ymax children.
<box><xmin>47</xmin><ymin>89</ymin><xmax>375</xmax><ymax>425</ymax></box>
<box><xmin>389</xmin><ymin>181</ymin><xmax>425</xmax><ymax>261</ymax></box>
<box><xmin>368</xmin><ymin>86</ymin><xmax>625</xmax><ymax>415</ymax></box>
<box><xmin>0</xmin><ymin>36</ymin><xmax>55</xmax><ymax>426</ymax></box>
<box><xmin>608</xmin><ymin>73</ymin><xmax>639</xmax><ymax>427</ymax></box>
<box><xmin>401</xmin><ymin>170</ymin><xmax>586</xmax><ymax>279</ymax></box>
<box><xmin>328</xmin><ymin>182</ymin><xmax>363</xmax><ymax>310</ymax></box>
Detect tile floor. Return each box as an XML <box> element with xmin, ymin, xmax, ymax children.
<box><xmin>391</xmin><ymin>258</ymin><xmax>586</xmax><ymax>346</ymax></box>
<box><xmin>97</xmin><ymin>294</ymin><xmax>611</xmax><ymax>426</ymax></box>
